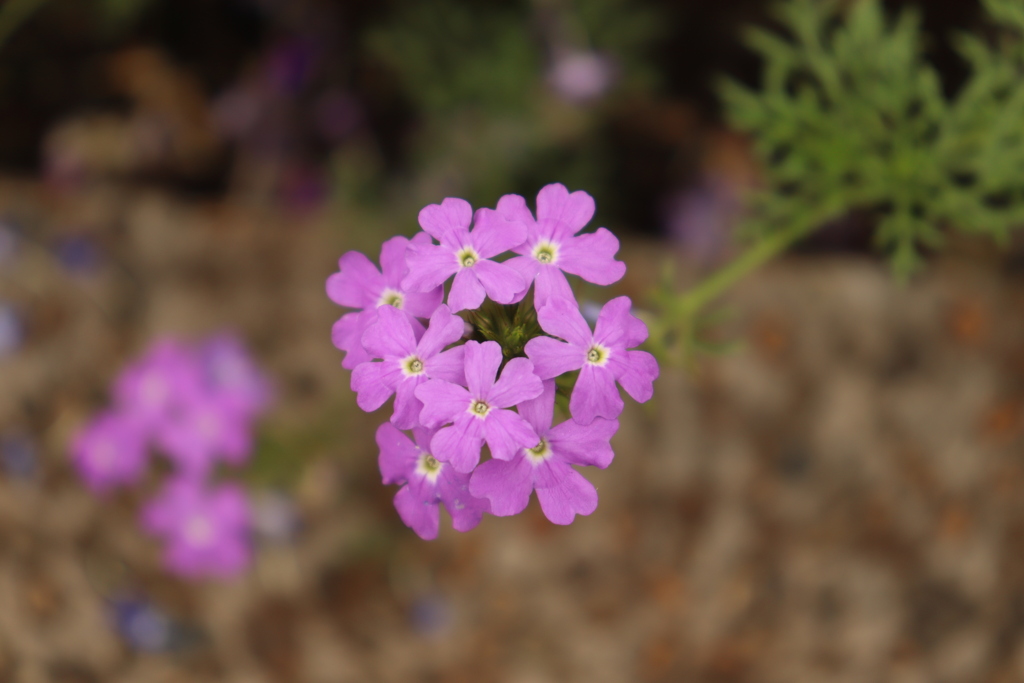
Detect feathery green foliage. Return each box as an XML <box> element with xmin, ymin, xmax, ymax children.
<box><xmin>720</xmin><ymin>0</ymin><xmax>1024</xmax><ymax>276</ymax></box>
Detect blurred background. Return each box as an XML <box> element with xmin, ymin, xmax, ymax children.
<box><xmin>2</xmin><ymin>0</ymin><xmax>1024</xmax><ymax>681</ymax></box>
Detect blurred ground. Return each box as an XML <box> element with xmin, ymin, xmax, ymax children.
<box><xmin>1</xmin><ymin>177</ymin><xmax>1024</xmax><ymax>683</ymax></box>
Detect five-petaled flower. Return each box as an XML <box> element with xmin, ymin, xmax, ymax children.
<box><xmin>526</xmin><ymin>296</ymin><xmax>659</xmax><ymax>425</ymax></box>
<box><xmin>377</xmin><ymin>423</ymin><xmax>489</xmax><ymax>539</ymax></box>
<box><xmin>403</xmin><ymin>198</ymin><xmax>527</xmax><ymax>312</ymax></box>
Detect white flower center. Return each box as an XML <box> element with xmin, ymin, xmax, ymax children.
<box><xmin>457</xmin><ymin>247</ymin><xmax>480</xmax><ymax>268</ymax></box>
<box><xmin>378</xmin><ymin>289</ymin><xmax>404</xmax><ymax>308</ymax></box>
<box><xmin>402</xmin><ymin>355</ymin><xmax>425</xmax><ymax>376</ymax></box>
<box><xmin>532</xmin><ymin>241</ymin><xmax>559</xmax><ymax>265</ymax></box>
<box><xmin>184</xmin><ymin>515</ymin><xmax>214</xmax><ymax>546</ymax></box>
<box><xmin>526</xmin><ymin>438</ymin><xmax>552</xmax><ymax>463</ymax></box>
<box><xmin>468</xmin><ymin>399</ymin><xmax>491</xmax><ymax>418</ymax></box>
<box><xmin>586</xmin><ymin>343</ymin><xmax>610</xmax><ymax>366</ymax></box>
<box><xmin>415</xmin><ymin>453</ymin><xmax>443</xmax><ymax>483</ymax></box>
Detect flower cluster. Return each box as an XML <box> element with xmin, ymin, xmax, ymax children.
<box><xmin>70</xmin><ymin>335</ymin><xmax>271</xmax><ymax>578</ymax></box>
<box><xmin>327</xmin><ymin>183</ymin><xmax>658</xmax><ymax>539</ymax></box>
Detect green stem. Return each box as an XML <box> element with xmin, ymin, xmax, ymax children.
<box><xmin>0</xmin><ymin>0</ymin><xmax>49</xmax><ymax>53</ymax></box>
<box><xmin>670</xmin><ymin>218</ymin><xmax>817</xmax><ymax>319</ymax></box>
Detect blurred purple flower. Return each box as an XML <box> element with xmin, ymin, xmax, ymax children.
<box><xmin>548</xmin><ymin>51</ymin><xmax>616</xmax><ymax>104</ymax></box>
<box><xmin>109</xmin><ymin>598</ymin><xmax>173</xmax><ymax>652</ymax></box>
<box><xmin>53</xmin><ymin>235</ymin><xmax>102</xmax><ymax>275</ymax></box>
<box><xmin>312</xmin><ymin>89</ymin><xmax>362</xmax><ymax>143</ymax></box>
<box><xmin>664</xmin><ymin>176</ymin><xmax>741</xmax><ymax>265</ymax></box>
<box><xmin>199</xmin><ymin>334</ymin><xmax>273</xmax><ymax>418</ymax></box>
<box><xmin>251</xmin><ymin>490</ymin><xmax>301</xmax><ymax>542</ymax></box>
<box><xmin>141</xmin><ymin>478</ymin><xmax>251</xmax><ymax>579</ymax></box>
<box><xmin>70</xmin><ymin>411</ymin><xmax>149</xmax><ymax>493</ymax></box>
<box><xmin>266</xmin><ymin>39</ymin><xmax>318</xmax><ymax>95</ymax></box>
<box><xmin>113</xmin><ymin>340</ymin><xmax>203</xmax><ymax>428</ymax></box>
<box><xmin>155</xmin><ymin>396</ymin><xmax>253</xmax><ymax>476</ymax></box>
<box><xmin>0</xmin><ymin>433</ymin><xmax>37</xmax><ymax>479</ymax></box>
<box><xmin>0</xmin><ymin>303</ymin><xmax>23</xmax><ymax>358</ymax></box>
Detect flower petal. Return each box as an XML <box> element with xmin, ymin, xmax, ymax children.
<box><xmin>418</xmin><ymin>305</ymin><xmax>464</xmax><ymax>358</ymax></box>
<box><xmin>495</xmin><ymin>193</ymin><xmax>537</xmax><ymax>231</ymax></box>
<box><xmin>516</xmin><ymin>379</ymin><xmax>556</xmax><ymax>434</ymax></box>
<box><xmin>431</xmin><ymin>416</ymin><xmax>485</xmax><ymax>472</ymax></box>
<box><xmin>418</xmin><ymin>197</ymin><xmax>473</xmax><ymax>245</ymax></box>
<box><xmin>415</xmin><ymin>379</ymin><xmax>471</xmax><ymax>427</ymax></box>
<box><xmin>394</xmin><ymin>485</ymin><xmax>440</xmax><ymax>540</ymax></box>
<box><xmin>533</xmin><ymin>266</ymin><xmax>575</xmax><ymax>309</ymax></box>
<box><xmin>558</xmin><ymin>228</ymin><xmax>626</xmax><ymax>286</ymax></box>
<box><xmin>437</xmin><ymin>469</ymin><xmax>490</xmax><ymax>531</ymax></box>
<box><xmin>379</xmin><ymin>235</ymin><xmax>412</xmax><ymax>289</ymax></box>
<box><xmin>361</xmin><ymin>305</ymin><xmax>418</xmax><ymax>359</ymax></box>
<box><xmin>447</xmin><ymin>267</ymin><xmax>487</xmax><ymax>313</ymax></box>
<box><xmin>377</xmin><ymin>422</ymin><xmax>418</xmax><ymax>485</ymax></box>
<box><xmin>570</xmin><ymin>364</ymin><xmax>623</xmax><ymax>424</ymax></box>
<box><xmin>470</xmin><ymin>208</ymin><xmax>528</xmax><ymax>258</ymax></box>
<box><xmin>325</xmin><ymin>251</ymin><xmax>384</xmax><ymax>308</ymax></box>
<box><xmin>536</xmin><ymin>184</ymin><xmax>595</xmax><ymax>240</ymax></box>
<box><xmin>391</xmin><ymin>378</ymin><xmax>427</xmax><ymax>430</ymax></box>
<box><xmin>427</xmin><ymin>346</ymin><xmax>465</xmax><ymax>385</ymax></box>
<box><xmin>404</xmin><ymin>243</ymin><xmax>459</xmax><ymax>293</ymax></box>
<box><xmin>548</xmin><ymin>417</ymin><xmax>618</xmax><ymax>468</ymax></box>
<box><xmin>351</xmin><ymin>362</ymin><xmax>394</xmax><ymax>412</ymax></box>
<box><xmin>332</xmin><ymin>309</ymin><xmax>376</xmax><ymax>369</ymax></box>
<box><xmin>594</xmin><ymin>296</ymin><xmax>647</xmax><ymax>349</ymax></box>
<box><xmin>469</xmin><ymin>455</ymin><xmax>534</xmax><ymax>516</ymax></box>
<box><xmin>472</xmin><ymin>260</ymin><xmax>526</xmax><ymax>305</ymax></box>
<box><xmin>483</xmin><ymin>409</ymin><xmax>538</xmax><ymax>461</ymax></box>
<box><xmin>536</xmin><ymin>468</ymin><xmax>598</xmax><ymax>524</ymax></box>
<box><xmin>536</xmin><ymin>297</ymin><xmax>593</xmax><ymax>347</ymax></box>
<box><xmin>488</xmin><ymin>357</ymin><xmax>543</xmax><ymax>408</ymax></box>
<box><xmin>524</xmin><ymin>336</ymin><xmax>584</xmax><ymax>379</ymax></box>
<box><xmin>463</xmin><ymin>340</ymin><xmax>501</xmax><ymax>398</ymax></box>
<box><xmin>608</xmin><ymin>349</ymin><xmax>659</xmax><ymax>403</ymax></box>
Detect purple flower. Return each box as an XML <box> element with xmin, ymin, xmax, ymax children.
<box><xmin>70</xmin><ymin>411</ymin><xmax>149</xmax><ymax>492</ymax></box>
<box><xmin>154</xmin><ymin>396</ymin><xmax>253</xmax><ymax>475</ymax></box>
<box><xmin>351</xmin><ymin>304</ymin><xmax>466</xmax><ymax>428</ymax></box>
<box><xmin>402</xmin><ymin>198</ymin><xmax>527</xmax><ymax>313</ymax></box>
<box><xmin>525</xmin><ymin>296</ymin><xmax>658</xmax><ymax>425</ymax></box>
<box><xmin>327</xmin><ymin>234</ymin><xmax>443</xmax><ymax>369</ymax></box>
<box><xmin>141</xmin><ymin>478</ymin><xmax>251</xmax><ymax>579</ymax></box>
<box><xmin>377</xmin><ymin>423</ymin><xmax>489</xmax><ymax>540</ymax></box>
<box><xmin>113</xmin><ymin>340</ymin><xmax>203</xmax><ymax>428</ymax></box>
<box><xmin>498</xmin><ymin>183</ymin><xmax>626</xmax><ymax>307</ymax></box>
<box><xmin>415</xmin><ymin>341</ymin><xmax>543</xmax><ymax>473</ymax></box>
<box><xmin>198</xmin><ymin>334</ymin><xmax>272</xmax><ymax>418</ymax></box>
<box><xmin>469</xmin><ymin>381</ymin><xmax>617</xmax><ymax>524</ymax></box>
<box><xmin>548</xmin><ymin>51</ymin><xmax>616</xmax><ymax>104</ymax></box>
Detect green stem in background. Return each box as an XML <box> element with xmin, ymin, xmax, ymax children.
<box><xmin>0</xmin><ymin>0</ymin><xmax>49</xmax><ymax>53</ymax></box>
<box><xmin>653</xmin><ymin>216</ymin><xmax>821</xmax><ymax>364</ymax></box>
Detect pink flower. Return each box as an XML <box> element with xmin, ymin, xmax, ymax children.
<box><xmin>70</xmin><ymin>411</ymin><xmax>149</xmax><ymax>492</ymax></box>
<box><xmin>415</xmin><ymin>341</ymin><xmax>543</xmax><ymax>473</ymax></box>
<box><xmin>113</xmin><ymin>340</ymin><xmax>203</xmax><ymax>428</ymax></box>
<box><xmin>525</xmin><ymin>296</ymin><xmax>659</xmax><ymax>424</ymax></box>
<box><xmin>377</xmin><ymin>424</ymin><xmax>489</xmax><ymax>540</ymax></box>
<box><xmin>141</xmin><ymin>478</ymin><xmax>251</xmax><ymax>579</ymax></box>
<box><xmin>327</xmin><ymin>234</ymin><xmax>443</xmax><ymax>369</ymax></box>
<box><xmin>498</xmin><ymin>183</ymin><xmax>626</xmax><ymax>307</ymax></box>
<box><xmin>154</xmin><ymin>395</ymin><xmax>253</xmax><ymax>476</ymax></box>
<box><xmin>402</xmin><ymin>198</ymin><xmax>527</xmax><ymax>313</ymax></box>
<box><xmin>351</xmin><ymin>304</ymin><xmax>466</xmax><ymax>429</ymax></box>
<box><xmin>469</xmin><ymin>381</ymin><xmax>617</xmax><ymax>524</ymax></box>
<box><xmin>198</xmin><ymin>334</ymin><xmax>273</xmax><ymax>418</ymax></box>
